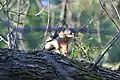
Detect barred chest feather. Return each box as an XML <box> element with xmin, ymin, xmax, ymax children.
<box><xmin>57</xmin><ymin>37</ymin><xmax>71</xmax><ymax>55</ymax></box>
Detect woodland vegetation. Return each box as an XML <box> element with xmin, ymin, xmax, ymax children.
<box><xmin>0</xmin><ymin>0</ymin><xmax>120</xmax><ymax>79</ymax></box>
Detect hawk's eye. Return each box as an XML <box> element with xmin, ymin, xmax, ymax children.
<box><xmin>70</xmin><ymin>32</ymin><xmax>72</xmax><ymax>35</ymax></box>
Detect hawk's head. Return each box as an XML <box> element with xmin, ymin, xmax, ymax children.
<box><xmin>58</xmin><ymin>28</ymin><xmax>76</xmax><ymax>55</ymax></box>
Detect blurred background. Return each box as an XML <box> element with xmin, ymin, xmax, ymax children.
<box><xmin>0</xmin><ymin>0</ymin><xmax>120</xmax><ymax>69</ymax></box>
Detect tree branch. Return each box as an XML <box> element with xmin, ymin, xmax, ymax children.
<box><xmin>0</xmin><ymin>48</ymin><xmax>119</xmax><ymax>80</ymax></box>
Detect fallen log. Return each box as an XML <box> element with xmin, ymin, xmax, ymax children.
<box><xmin>0</xmin><ymin>48</ymin><xmax>119</xmax><ymax>80</ymax></box>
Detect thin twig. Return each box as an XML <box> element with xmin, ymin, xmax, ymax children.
<box><xmin>74</xmin><ymin>38</ymin><xmax>90</xmax><ymax>61</ymax></box>
<box><xmin>13</xmin><ymin>0</ymin><xmax>21</xmax><ymax>49</ymax></box>
<box><xmin>93</xmin><ymin>0</ymin><xmax>120</xmax><ymax>66</ymax></box>
<box><xmin>115</xmin><ymin>42</ymin><xmax>120</xmax><ymax>49</ymax></box>
<box><xmin>0</xmin><ymin>34</ymin><xmax>8</xmax><ymax>44</ymax></box>
<box><xmin>6</xmin><ymin>0</ymin><xmax>13</xmax><ymax>49</ymax></box>
<box><xmin>9</xmin><ymin>10</ymin><xmax>36</xmax><ymax>17</ymax></box>
<box><xmin>8</xmin><ymin>0</ymin><xmax>15</xmax><ymax>8</ymax></box>
<box><xmin>0</xmin><ymin>1</ymin><xmax>48</xmax><ymax>22</ymax></box>
<box><xmin>35</xmin><ymin>7</ymin><xmax>46</xmax><ymax>16</ymax></box>
<box><xmin>17</xmin><ymin>0</ymin><xmax>21</xmax><ymax>28</ymax></box>
<box><xmin>0</xmin><ymin>1</ymin><xmax>22</xmax><ymax>24</ymax></box>
<box><xmin>0</xmin><ymin>1</ymin><xmax>6</xmax><ymax>11</ymax></box>
<box><xmin>109</xmin><ymin>0</ymin><xmax>120</xmax><ymax>23</ymax></box>
<box><xmin>99</xmin><ymin>0</ymin><xmax>120</xmax><ymax>31</ymax></box>
<box><xmin>80</xmin><ymin>18</ymin><xmax>94</xmax><ymax>28</ymax></box>
<box><xmin>44</xmin><ymin>0</ymin><xmax>50</xmax><ymax>40</ymax></box>
<box><xmin>59</xmin><ymin>0</ymin><xmax>68</xmax><ymax>27</ymax></box>
<box><xmin>41</xmin><ymin>0</ymin><xmax>50</xmax><ymax>50</ymax></box>
<box><xmin>35</xmin><ymin>0</ymin><xmax>49</xmax><ymax>16</ymax></box>
<box><xmin>94</xmin><ymin>33</ymin><xmax>119</xmax><ymax>66</ymax></box>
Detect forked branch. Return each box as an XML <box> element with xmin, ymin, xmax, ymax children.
<box><xmin>93</xmin><ymin>0</ymin><xmax>120</xmax><ymax>66</ymax></box>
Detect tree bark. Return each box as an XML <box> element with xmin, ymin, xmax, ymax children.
<box><xmin>0</xmin><ymin>48</ymin><xmax>120</xmax><ymax>80</ymax></box>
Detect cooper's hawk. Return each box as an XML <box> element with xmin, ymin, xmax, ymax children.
<box><xmin>44</xmin><ymin>27</ymin><xmax>76</xmax><ymax>56</ymax></box>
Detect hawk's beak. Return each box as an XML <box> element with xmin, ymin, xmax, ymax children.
<box><xmin>66</xmin><ymin>33</ymin><xmax>75</xmax><ymax>38</ymax></box>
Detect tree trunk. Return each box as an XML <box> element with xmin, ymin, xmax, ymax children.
<box><xmin>0</xmin><ymin>48</ymin><xmax>120</xmax><ymax>80</ymax></box>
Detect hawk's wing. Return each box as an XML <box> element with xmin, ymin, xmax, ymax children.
<box><xmin>45</xmin><ymin>27</ymin><xmax>65</xmax><ymax>42</ymax></box>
